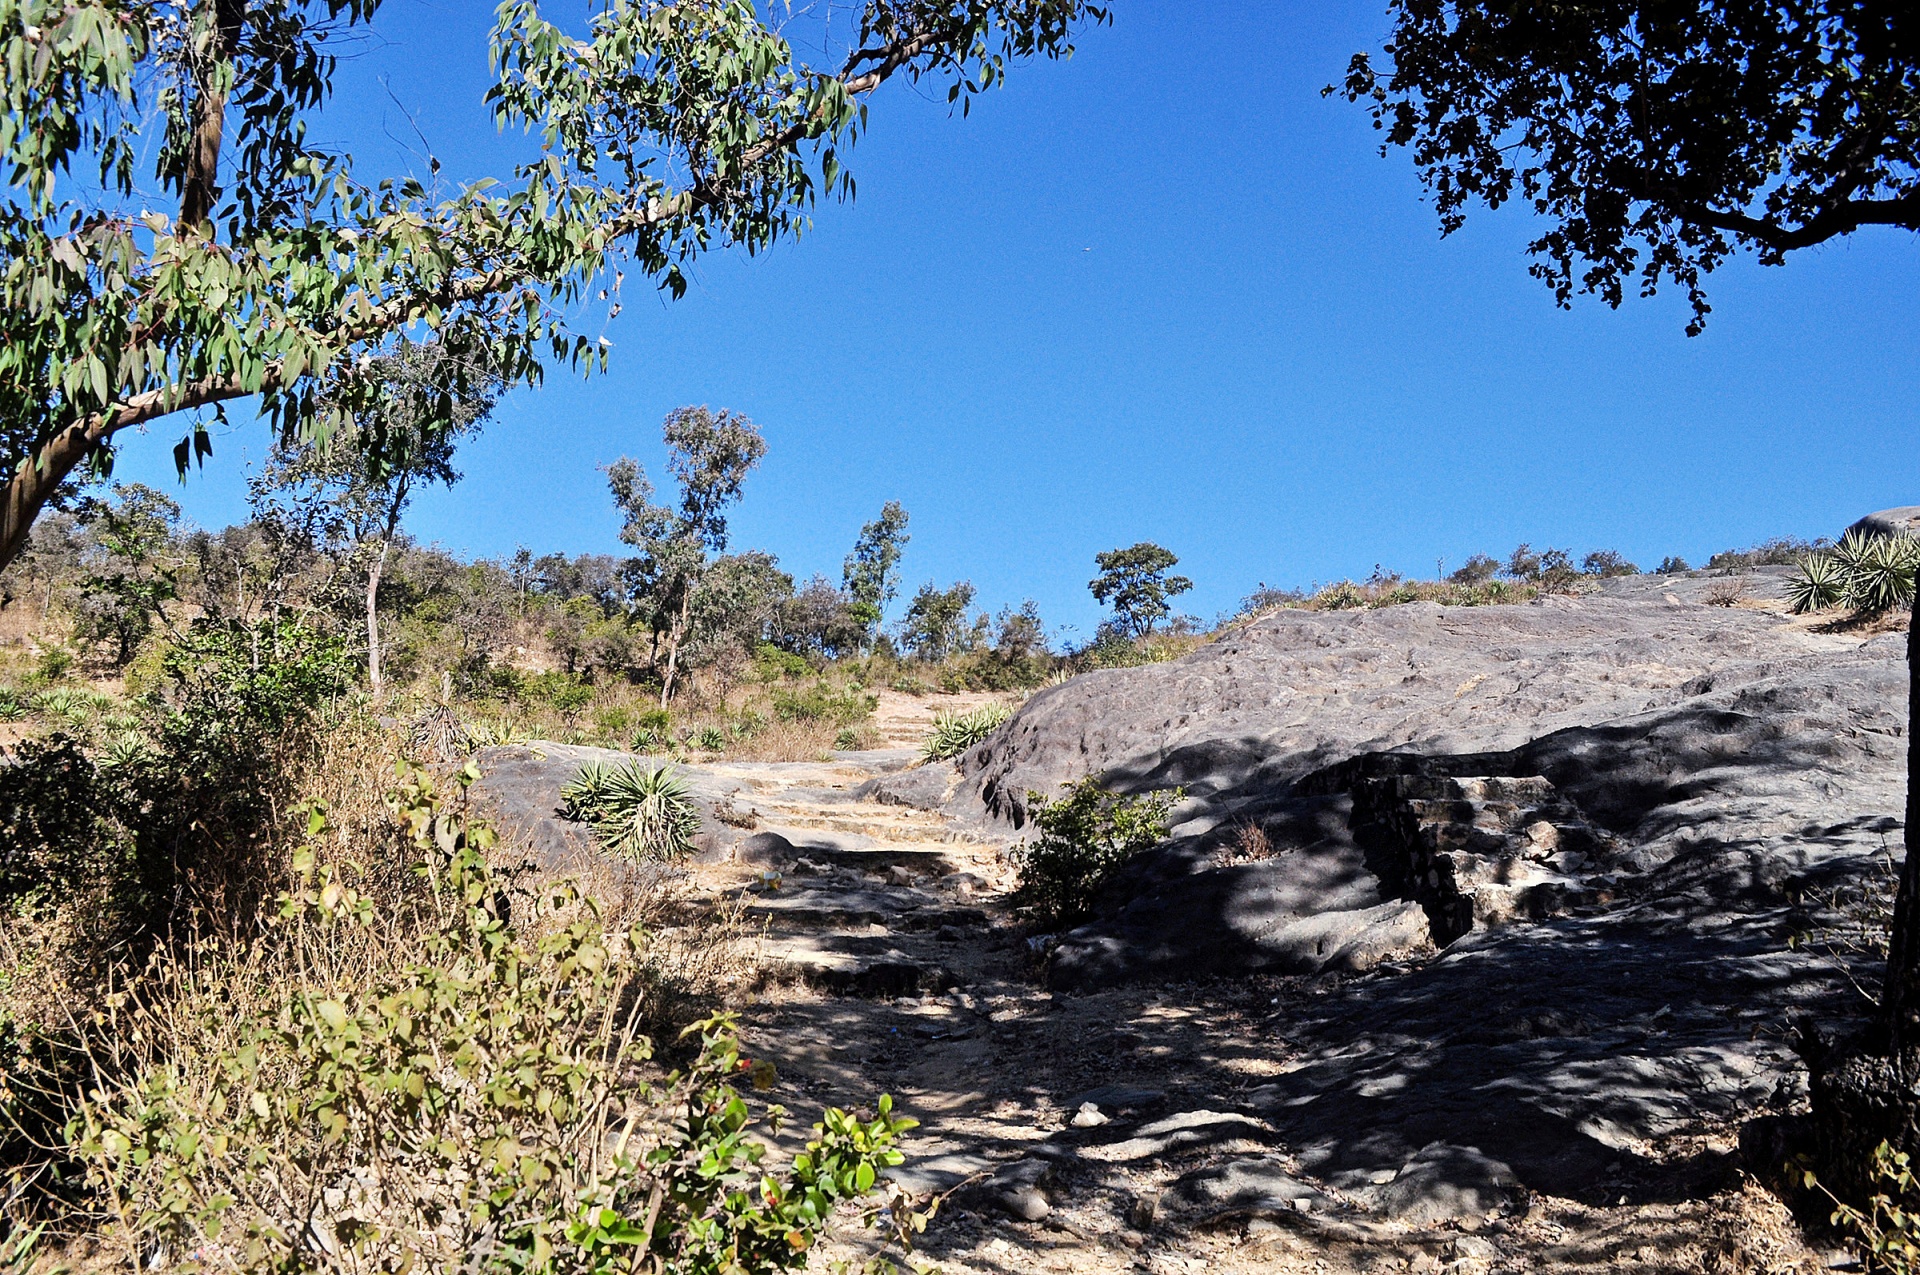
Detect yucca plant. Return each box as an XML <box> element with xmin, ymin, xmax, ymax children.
<box><xmin>0</xmin><ymin>687</ymin><xmax>24</xmax><ymax>722</ymax></box>
<box><xmin>693</xmin><ymin>725</ymin><xmax>728</xmax><ymax>752</ymax></box>
<box><xmin>100</xmin><ymin>732</ymin><xmax>151</xmax><ymax>769</ymax></box>
<box><xmin>33</xmin><ymin>688</ymin><xmax>90</xmax><ymax>728</ymax></box>
<box><xmin>467</xmin><ymin>718</ymin><xmax>528</xmax><ymax>748</ymax></box>
<box><xmin>561</xmin><ymin>761</ymin><xmax>704</xmax><ymax>861</ymax></box>
<box><xmin>1787</xmin><ymin>551</ymin><xmax>1849</xmax><ymax>613</ymax></box>
<box><xmin>1845</xmin><ymin>534</ymin><xmax>1920</xmax><ymax>613</ymax></box>
<box><xmin>921</xmin><ymin>702</ymin><xmax>1014</xmax><ymax>762</ymax></box>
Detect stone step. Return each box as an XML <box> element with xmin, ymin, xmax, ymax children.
<box><xmin>750</xmin><ymin>830</ymin><xmax>977</xmax><ymax>877</ymax></box>
<box><xmin>755</xmin><ymin>931</ymin><xmax>959</xmax><ymax>997</ymax></box>
<box><xmin>754</xmin><ymin>811</ymin><xmax>956</xmax><ymax>842</ymax></box>
<box><xmin>737</xmin><ymin>880</ymin><xmax>988</xmax><ymax>931</ymax></box>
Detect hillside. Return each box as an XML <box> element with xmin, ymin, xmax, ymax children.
<box><xmin>469</xmin><ymin>567</ymin><xmax>1897</xmax><ymax>1273</ymax></box>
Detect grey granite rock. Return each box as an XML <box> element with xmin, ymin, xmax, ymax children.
<box><xmin>1373</xmin><ymin>1142</ymin><xmax>1521</xmax><ymax>1225</ymax></box>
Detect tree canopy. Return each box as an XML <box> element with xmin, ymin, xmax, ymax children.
<box><xmin>607</xmin><ymin>406</ymin><xmax>766</xmax><ymax>704</ymax></box>
<box><xmin>1336</xmin><ymin>1</ymin><xmax>1920</xmax><ymax>332</ymax></box>
<box><xmin>1090</xmin><ymin>542</ymin><xmax>1191</xmax><ymax>640</ymax></box>
<box><xmin>843</xmin><ymin>499</ymin><xmax>911</xmax><ymax>642</ymax></box>
<box><xmin>0</xmin><ymin>0</ymin><xmax>1106</xmax><ymax>569</ymax></box>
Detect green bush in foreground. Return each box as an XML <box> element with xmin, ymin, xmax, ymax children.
<box><xmin>921</xmin><ymin>703</ymin><xmax>1013</xmax><ymax>762</ymax></box>
<box><xmin>1810</xmin><ymin>1140</ymin><xmax>1920</xmax><ymax>1273</ymax></box>
<box><xmin>562</xmin><ymin>760</ymin><xmax>705</xmax><ymax>861</ymax></box>
<box><xmin>1013</xmin><ymin>778</ymin><xmax>1184</xmax><ymax>926</ymax></box>
<box><xmin>73</xmin><ymin>766</ymin><xmax>915</xmax><ymax>1274</ymax></box>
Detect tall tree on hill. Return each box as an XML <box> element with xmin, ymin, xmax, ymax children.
<box><xmin>608</xmin><ymin>407</ymin><xmax>766</xmax><ymax>707</ymax></box>
<box><xmin>843</xmin><ymin>500</ymin><xmax>911</xmax><ymax>650</ymax></box>
<box><xmin>0</xmin><ymin>0</ymin><xmax>1107</xmax><ymax>571</ymax></box>
<box><xmin>258</xmin><ymin>340</ymin><xmax>501</xmax><ymax>695</ymax></box>
<box><xmin>1337</xmin><ymin>0</ymin><xmax>1920</xmax><ymax>1170</ymax></box>
<box><xmin>1090</xmin><ymin>543</ymin><xmax>1193</xmax><ymax>640</ymax></box>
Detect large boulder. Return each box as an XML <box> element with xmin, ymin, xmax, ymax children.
<box><xmin>958</xmin><ymin>588</ymin><xmax>1904</xmax><ymax>988</ymax></box>
<box><xmin>1846</xmin><ymin>506</ymin><xmax>1920</xmax><ymax>541</ymax></box>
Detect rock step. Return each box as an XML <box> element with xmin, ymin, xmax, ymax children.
<box><xmin>1355</xmin><ymin>772</ymin><xmax>1622</xmax><ymax>945</ymax></box>
<box><xmin>754</xmin><ymin>931</ymin><xmax>959</xmax><ymax>997</ymax></box>
<box><xmin>749</xmin><ymin>811</ymin><xmax>956</xmax><ymax>842</ymax></box>
<box><xmin>738</xmin><ymin>880</ymin><xmax>988</xmax><ymax>931</ymax></box>
<box><xmin>745</xmin><ymin>833</ymin><xmax>979</xmax><ymax>878</ymax></box>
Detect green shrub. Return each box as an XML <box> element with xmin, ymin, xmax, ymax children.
<box><xmin>1310</xmin><ymin>580</ymin><xmax>1367</xmax><ymax>610</ymax></box>
<box><xmin>0</xmin><ymin>736</ymin><xmax>126</xmax><ymax>917</ymax></box>
<box><xmin>771</xmin><ymin>682</ymin><xmax>876</xmax><ymax>726</ymax></box>
<box><xmin>834</xmin><ymin>726</ymin><xmax>871</xmax><ymax>751</ymax></box>
<box><xmin>35</xmin><ymin>646</ymin><xmax>73</xmax><ymax>683</ymax></box>
<box><xmin>527</xmin><ymin>670</ymin><xmax>595</xmax><ymax>713</ymax></box>
<box><xmin>0</xmin><ymin>687</ymin><xmax>24</xmax><ymax>722</ymax></box>
<box><xmin>1012</xmin><ymin>778</ymin><xmax>1184</xmax><ymax>925</ymax></box>
<box><xmin>1810</xmin><ymin>1140</ymin><xmax>1920</xmax><ymax>1273</ymax></box>
<box><xmin>921</xmin><ymin>703</ymin><xmax>1012</xmax><ymax>761</ymax></box>
<box><xmin>629</xmin><ymin>707</ymin><xmax>673</xmax><ymax>751</ymax></box>
<box><xmin>73</xmin><ymin>767</ymin><xmax>913</xmax><ymax>1275</ymax></box>
<box><xmin>693</xmin><ymin>724</ymin><xmax>728</xmax><ymax>752</ymax></box>
<box><xmin>753</xmin><ymin>642</ymin><xmax>813</xmax><ymax>682</ymax></box>
<box><xmin>562</xmin><ymin>760</ymin><xmax>704</xmax><ymax>860</ymax></box>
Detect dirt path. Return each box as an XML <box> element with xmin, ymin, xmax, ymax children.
<box><xmin>672</xmin><ymin>740</ymin><xmax>1834</xmax><ymax>1275</ymax></box>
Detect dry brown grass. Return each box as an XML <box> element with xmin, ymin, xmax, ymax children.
<box><xmin>0</xmin><ymin>704</ymin><xmax>767</xmax><ymax>1262</ymax></box>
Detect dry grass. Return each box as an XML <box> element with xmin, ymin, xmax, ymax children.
<box><xmin>0</xmin><ymin>704</ymin><xmax>767</xmax><ymax>1262</ymax></box>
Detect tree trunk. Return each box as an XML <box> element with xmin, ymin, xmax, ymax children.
<box><xmin>1801</xmin><ymin>607</ymin><xmax>1920</xmax><ymax>1206</ymax></box>
<box><xmin>660</xmin><ymin>589</ymin><xmax>693</xmax><ymax>709</ymax></box>
<box><xmin>365</xmin><ymin>486</ymin><xmax>406</xmax><ymax>699</ymax></box>
<box><xmin>366</xmin><ymin>541</ymin><xmax>391</xmax><ymax>697</ymax></box>
<box><xmin>1884</xmin><ymin>610</ymin><xmax>1920</xmax><ymax>1057</ymax></box>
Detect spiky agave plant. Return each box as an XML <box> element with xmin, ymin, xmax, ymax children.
<box><xmin>921</xmin><ymin>703</ymin><xmax>1014</xmax><ymax>762</ymax></box>
<box><xmin>1843</xmin><ymin>534</ymin><xmax>1920</xmax><ymax>613</ymax></box>
<box><xmin>561</xmin><ymin>760</ymin><xmax>703</xmax><ymax>861</ymax></box>
<box><xmin>1787</xmin><ymin>552</ymin><xmax>1849</xmax><ymax>613</ymax></box>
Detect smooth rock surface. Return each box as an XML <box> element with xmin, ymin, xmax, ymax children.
<box><xmin>1170</xmin><ymin>1155</ymin><xmax>1328</xmax><ymax>1217</ymax></box>
<box><xmin>1373</xmin><ymin>1142</ymin><xmax>1522</xmax><ymax>1225</ymax></box>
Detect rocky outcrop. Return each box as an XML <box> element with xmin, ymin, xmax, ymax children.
<box><xmin>1848</xmin><ymin>506</ymin><xmax>1920</xmax><ymax>541</ymax></box>
<box><xmin>959</xmin><ymin>579</ymin><xmax>1904</xmax><ymax>990</ymax></box>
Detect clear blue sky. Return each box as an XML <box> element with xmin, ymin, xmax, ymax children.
<box><xmin>114</xmin><ymin>1</ymin><xmax>1920</xmax><ymax>644</ymax></box>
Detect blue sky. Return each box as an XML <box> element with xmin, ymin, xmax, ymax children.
<box><xmin>113</xmin><ymin>2</ymin><xmax>1920</xmax><ymax>643</ymax></box>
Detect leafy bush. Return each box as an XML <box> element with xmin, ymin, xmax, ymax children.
<box><xmin>0</xmin><ymin>736</ymin><xmax>125</xmax><ymax>917</ymax></box>
<box><xmin>753</xmin><ymin>642</ymin><xmax>812</xmax><ymax>681</ymax></box>
<box><xmin>72</xmin><ymin>767</ymin><xmax>913</xmax><ymax>1275</ymax></box>
<box><xmin>1448</xmin><ymin>554</ymin><xmax>1500</xmax><ymax>584</ymax></box>
<box><xmin>631</xmin><ymin>707</ymin><xmax>673</xmax><ymax>751</ymax></box>
<box><xmin>1656</xmin><ymin>556</ymin><xmax>1691</xmax><ymax>574</ymax></box>
<box><xmin>770</xmin><ymin>682</ymin><xmax>876</xmax><ymax>726</ymax></box>
<box><xmin>1810</xmin><ymin>1140</ymin><xmax>1920</xmax><ymax>1273</ymax></box>
<box><xmin>527</xmin><ymin>670</ymin><xmax>595</xmax><ymax>713</ymax></box>
<box><xmin>1012</xmin><ymin>778</ymin><xmax>1184</xmax><ymax>925</ymax></box>
<box><xmin>562</xmin><ymin>760</ymin><xmax>704</xmax><ymax>860</ymax></box>
<box><xmin>1581</xmin><ymin>549</ymin><xmax>1638</xmax><ymax>577</ymax></box>
<box><xmin>1709</xmin><ymin>535</ymin><xmax>1824</xmax><ymax>572</ymax></box>
<box><xmin>921</xmin><ymin>703</ymin><xmax>1012</xmax><ymax>761</ymax></box>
